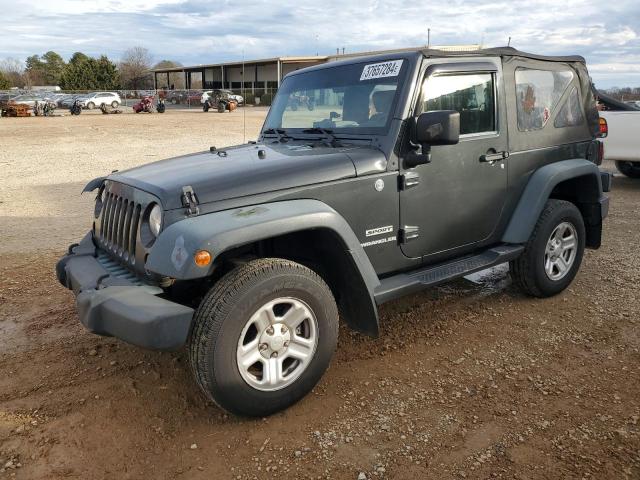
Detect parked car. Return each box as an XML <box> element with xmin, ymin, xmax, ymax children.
<box><xmin>201</xmin><ymin>89</ymin><xmax>244</xmax><ymax>105</ymax></box>
<box><xmin>7</xmin><ymin>93</ymin><xmax>47</xmax><ymax>108</ymax></box>
<box><xmin>58</xmin><ymin>47</ymin><xmax>610</xmax><ymax>417</ymax></box>
<box><xmin>79</xmin><ymin>92</ymin><xmax>121</xmax><ymax>109</ymax></box>
<box><xmin>60</xmin><ymin>95</ymin><xmax>86</xmax><ymax>108</ymax></box>
<box><xmin>165</xmin><ymin>90</ymin><xmax>188</xmax><ymax>104</ymax></box>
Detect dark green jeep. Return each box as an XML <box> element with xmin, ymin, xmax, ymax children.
<box><xmin>57</xmin><ymin>47</ymin><xmax>610</xmax><ymax>416</ymax></box>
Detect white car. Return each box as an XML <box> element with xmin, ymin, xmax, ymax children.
<box><xmin>200</xmin><ymin>90</ymin><xmax>244</xmax><ymax>105</ymax></box>
<box><xmin>80</xmin><ymin>92</ymin><xmax>121</xmax><ymax>109</ymax></box>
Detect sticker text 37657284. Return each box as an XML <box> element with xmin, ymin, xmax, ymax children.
<box><xmin>360</xmin><ymin>60</ymin><xmax>403</xmax><ymax>81</ymax></box>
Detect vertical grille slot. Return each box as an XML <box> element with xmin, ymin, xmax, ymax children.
<box><xmin>116</xmin><ymin>199</ymin><xmax>128</xmax><ymax>253</ymax></box>
<box><xmin>107</xmin><ymin>195</ymin><xmax>119</xmax><ymax>246</ymax></box>
<box><xmin>129</xmin><ymin>204</ymin><xmax>141</xmax><ymax>264</ymax></box>
<box><xmin>122</xmin><ymin>201</ymin><xmax>134</xmax><ymax>260</ymax></box>
<box><xmin>111</xmin><ymin>197</ymin><xmax>123</xmax><ymax>249</ymax></box>
<box><xmin>100</xmin><ymin>193</ymin><xmax>113</xmax><ymax>243</ymax></box>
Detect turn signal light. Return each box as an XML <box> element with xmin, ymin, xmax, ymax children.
<box><xmin>598</xmin><ymin>117</ymin><xmax>608</xmax><ymax>138</ymax></box>
<box><xmin>194</xmin><ymin>250</ymin><xmax>212</xmax><ymax>267</ymax></box>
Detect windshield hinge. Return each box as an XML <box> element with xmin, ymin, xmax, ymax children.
<box><xmin>181</xmin><ymin>186</ymin><xmax>199</xmax><ymax>216</ymax></box>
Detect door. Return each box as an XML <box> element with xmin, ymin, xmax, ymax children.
<box><xmin>400</xmin><ymin>61</ymin><xmax>508</xmax><ymax>259</ymax></box>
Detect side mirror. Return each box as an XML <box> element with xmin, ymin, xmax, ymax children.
<box><xmin>412</xmin><ymin>110</ymin><xmax>460</xmax><ymax>146</ymax></box>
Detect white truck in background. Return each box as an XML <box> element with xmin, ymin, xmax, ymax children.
<box><xmin>597</xmin><ymin>91</ymin><xmax>640</xmax><ymax>178</ymax></box>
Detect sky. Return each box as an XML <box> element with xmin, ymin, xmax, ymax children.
<box><xmin>1</xmin><ymin>0</ymin><xmax>639</xmax><ymax>88</ymax></box>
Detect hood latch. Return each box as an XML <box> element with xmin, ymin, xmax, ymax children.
<box><xmin>181</xmin><ymin>186</ymin><xmax>200</xmax><ymax>216</ymax></box>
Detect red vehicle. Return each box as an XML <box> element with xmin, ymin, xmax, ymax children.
<box><xmin>132</xmin><ymin>95</ymin><xmax>155</xmax><ymax>113</ymax></box>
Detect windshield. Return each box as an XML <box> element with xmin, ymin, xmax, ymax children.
<box><xmin>263</xmin><ymin>59</ymin><xmax>407</xmax><ymax>135</ymax></box>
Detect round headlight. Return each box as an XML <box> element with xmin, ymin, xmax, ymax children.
<box><xmin>149</xmin><ymin>204</ymin><xmax>162</xmax><ymax>237</ymax></box>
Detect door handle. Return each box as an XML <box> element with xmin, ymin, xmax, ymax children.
<box><xmin>479</xmin><ymin>151</ymin><xmax>509</xmax><ymax>164</ymax></box>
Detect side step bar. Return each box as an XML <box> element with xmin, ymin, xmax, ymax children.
<box><xmin>374</xmin><ymin>244</ymin><xmax>524</xmax><ymax>305</ymax></box>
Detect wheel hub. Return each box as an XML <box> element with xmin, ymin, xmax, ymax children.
<box><xmin>544</xmin><ymin>221</ymin><xmax>578</xmax><ymax>281</ymax></box>
<box><xmin>259</xmin><ymin>323</ymin><xmax>291</xmax><ymax>359</ymax></box>
<box><xmin>236</xmin><ymin>297</ymin><xmax>319</xmax><ymax>392</ymax></box>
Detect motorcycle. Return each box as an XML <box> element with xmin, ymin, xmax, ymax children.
<box><xmin>132</xmin><ymin>95</ymin><xmax>155</xmax><ymax>113</ymax></box>
<box><xmin>69</xmin><ymin>99</ymin><xmax>82</xmax><ymax>115</ymax></box>
<box><xmin>156</xmin><ymin>98</ymin><xmax>166</xmax><ymax>113</ymax></box>
<box><xmin>34</xmin><ymin>100</ymin><xmax>55</xmax><ymax>117</ymax></box>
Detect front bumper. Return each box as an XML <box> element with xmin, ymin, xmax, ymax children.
<box><xmin>56</xmin><ymin>233</ymin><xmax>194</xmax><ymax>350</ymax></box>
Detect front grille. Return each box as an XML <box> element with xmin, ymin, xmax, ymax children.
<box><xmin>98</xmin><ymin>191</ymin><xmax>142</xmax><ymax>266</ymax></box>
<box><xmin>94</xmin><ymin>180</ymin><xmax>158</xmax><ymax>276</ymax></box>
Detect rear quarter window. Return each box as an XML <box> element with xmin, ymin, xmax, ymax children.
<box><xmin>515</xmin><ymin>68</ymin><xmax>574</xmax><ymax>131</ymax></box>
<box><xmin>554</xmin><ymin>87</ymin><xmax>584</xmax><ymax>128</ymax></box>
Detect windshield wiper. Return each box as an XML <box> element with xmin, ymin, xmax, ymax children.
<box><xmin>262</xmin><ymin>128</ymin><xmax>293</xmax><ymax>143</ymax></box>
<box><xmin>302</xmin><ymin>128</ymin><xmax>342</xmax><ymax>147</ymax></box>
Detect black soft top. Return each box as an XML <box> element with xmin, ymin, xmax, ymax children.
<box><xmin>420</xmin><ymin>46</ymin><xmax>586</xmax><ymax>64</ymax></box>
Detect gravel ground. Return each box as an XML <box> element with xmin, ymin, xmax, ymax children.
<box><xmin>0</xmin><ymin>111</ymin><xmax>638</xmax><ymax>480</ymax></box>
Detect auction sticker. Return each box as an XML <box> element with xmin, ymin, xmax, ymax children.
<box><xmin>360</xmin><ymin>60</ymin><xmax>403</xmax><ymax>81</ymax></box>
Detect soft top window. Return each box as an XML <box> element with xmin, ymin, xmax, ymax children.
<box><xmin>554</xmin><ymin>87</ymin><xmax>584</xmax><ymax>128</ymax></box>
<box><xmin>515</xmin><ymin>68</ymin><xmax>574</xmax><ymax>131</ymax></box>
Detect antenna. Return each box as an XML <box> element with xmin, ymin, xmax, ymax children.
<box><xmin>508</xmin><ymin>36</ymin><xmax>512</xmax><ymax>46</ymax></box>
<box><xmin>242</xmin><ymin>49</ymin><xmax>246</xmax><ymax>144</ymax></box>
<box><xmin>427</xmin><ymin>28</ymin><xmax>430</xmax><ymax>48</ymax></box>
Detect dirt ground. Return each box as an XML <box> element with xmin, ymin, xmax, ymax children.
<box><xmin>0</xmin><ymin>110</ymin><xmax>638</xmax><ymax>480</ymax></box>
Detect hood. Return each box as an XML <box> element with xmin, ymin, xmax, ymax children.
<box><xmin>109</xmin><ymin>142</ymin><xmax>387</xmax><ymax>210</ymax></box>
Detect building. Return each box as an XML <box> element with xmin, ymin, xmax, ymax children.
<box><xmin>151</xmin><ymin>45</ymin><xmax>481</xmax><ymax>93</ymax></box>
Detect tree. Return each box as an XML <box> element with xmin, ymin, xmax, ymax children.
<box><xmin>59</xmin><ymin>53</ymin><xmax>120</xmax><ymax>90</ymax></box>
<box><xmin>24</xmin><ymin>54</ymin><xmax>45</xmax><ymax>86</ymax></box>
<box><xmin>93</xmin><ymin>55</ymin><xmax>120</xmax><ymax>89</ymax></box>
<box><xmin>41</xmin><ymin>51</ymin><xmax>66</xmax><ymax>85</ymax></box>
<box><xmin>0</xmin><ymin>58</ymin><xmax>25</xmax><ymax>87</ymax></box>
<box><xmin>0</xmin><ymin>71</ymin><xmax>10</xmax><ymax>90</ymax></box>
<box><xmin>119</xmin><ymin>47</ymin><xmax>154</xmax><ymax>89</ymax></box>
<box><xmin>24</xmin><ymin>51</ymin><xmax>66</xmax><ymax>86</ymax></box>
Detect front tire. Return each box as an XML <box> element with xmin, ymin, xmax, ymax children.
<box><xmin>615</xmin><ymin>161</ymin><xmax>640</xmax><ymax>178</ymax></box>
<box><xmin>510</xmin><ymin>199</ymin><xmax>585</xmax><ymax>297</ymax></box>
<box><xmin>189</xmin><ymin>258</ymin><xmax>338</xmax><ymax>416</ymax></box>
<box><xmin>86</xmin><ymin>102</ymin><xmax>95</xmax><ymax>110</ymax></box>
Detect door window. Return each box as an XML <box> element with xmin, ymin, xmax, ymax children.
<box><xmin>419</xmin><ymin>73</ymin><xmax>496</xmax><ymax>135</ymax></box>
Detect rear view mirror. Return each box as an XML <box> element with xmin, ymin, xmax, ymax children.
<box><xmin>412</xmin><ymin>110</ymin><xmax>460</xmax><ymax>145</ymax></box>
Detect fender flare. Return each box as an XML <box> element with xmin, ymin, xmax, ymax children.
<box><xmin>501</xmin><ymin>159</ymin><xmax>603</xmax><ymax>244</ymax></box>
<box><xmin>146</xmin><ymin>199</ymin><xmax>382</xmax><ymax>335</ymax></box>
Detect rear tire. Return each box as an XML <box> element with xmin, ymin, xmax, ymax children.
<box><xmin>189</xmin><ymin>258</ymin><xmax>338</xmax><ymax>417</ymax></box>
<box><xmin>510</xmin><ymin>199</ymin><xmax>585</xmax><ymax>297</ymax></box>
<box><xmin>615</xmin><ymin>161</ymin><xmax>640</xmax><ymax>178</ymax></box>
<box><xmin>111</xmin><ymin>101</ymin><xmax>119</xmax><ymax>108</ymax></box>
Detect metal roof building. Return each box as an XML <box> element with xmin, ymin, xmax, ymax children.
<box><xmin>152</xmin><ymin>45</ymin><xmax>481</xmax><ymax>92</ymax></box>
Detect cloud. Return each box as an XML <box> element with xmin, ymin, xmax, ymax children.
<box><xmin>0</xmin><ymin>0</ymin><xmax>638</xmax><ymax>87</ymax></box>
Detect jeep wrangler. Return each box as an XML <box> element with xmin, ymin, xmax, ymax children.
<box><xmin>57</xmin><ymin>47</ymin><xmax>610</xmax><ymax>416</ymax></box>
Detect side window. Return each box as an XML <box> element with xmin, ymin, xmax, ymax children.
<box><xmin>554</xmin><ymin>87</ymin><xmax>584</xmax><ymax>128</ymax></box>
<box><xmin>515</xmin><ymin>68</ymin><xmax>573</xmax><ymax>131</ymax></box>
<box><xmin>420</xmin><ymin>73</ymin><xmax>495</xmax><ymax>135</ymax></box>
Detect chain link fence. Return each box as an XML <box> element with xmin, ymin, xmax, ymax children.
<box><xmin>1</xmin><ymin>87</ymin><xmax>278</xmax><ymax>113</ymax></box>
